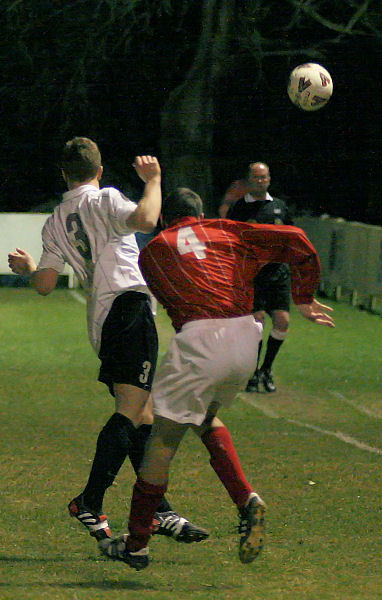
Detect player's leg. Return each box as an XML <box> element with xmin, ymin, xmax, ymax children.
<box><xmin>68</xmin><ymin>383</ymin><xmax>152</xmax><ymax>543</ymax></box>
<box><xmin>69</xmin><ymin>293</ymin><xmax>163</xmax><ymax>537</ymax></box>
<box><xmin>196</xmin><ymin>409</ymin><xmax>266</xmax><ymax>563</ymax></box>
<box><xmin>104</xmin><ymin>314</ymin><xmax>264</xmax><ymax>567</ymax></box>
<box><xmin>246</xmin><ymin>266</ymin><xmax>268</xmax><ymax>393</ymax></box>
<box><xmin>257</xmin><ymin>265</ymin><xmax>291</xmax><ymax>392</ymax></box>
<box><xmin>258</xmin><ymin>309</ymin><xmax>289</xmax><ymax>392</ymax></box>
<box><xmin>70</xmin><ymin>292</ymin><xmax>207</xmax><ymax>545</ymax></box>
<box><xmin>113</xmin><ymin>384</ymin><xmax>207</xmax><ymax>540</ymax></box>
<box><xmin>126</xmin><ymin>416</ymin><xmax>188</xmax><ymax>543</ymax></box>
<box><xmin>69</xmin><ymin>383</ymin><xmax>190</xmax><ymax>542</ymax></box>
<box><xmin>261</xmin><ymin>308</ymin><xmax>289</xmax><ymax>368</ymax></box>
<box><xmin>197</xmin><ymin>408</ymin><xmax>254</xmax><ymax>506</ymax></box>
<box><xmin>100</xmin><ymin>417</ymin><xmax>191</xmax><ymax>570</ymax></box>
<box><xmin>69</xmin><ymin>293</ymin><xmax>158</xmax><ymax>539</ymax></box>
<box><xmin>190</xmin><ymin>315</ymin><xmax>265</xmax><ymax>562</ymax></box>
<box><xmin>74</xmin><ymin>384</ymin><xmax>151</xmax><ymax>509</ymax></box>
<box><xmin>124</xmin><ymin>394</ymin><xmax>153</xmax><ymax>474</ymax></box>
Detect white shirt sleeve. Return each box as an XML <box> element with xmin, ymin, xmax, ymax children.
<box><xmin>37</xmin><ymin>218</ymin><xmax>66</xmax><ymax>273</ymax></box>
<box><xmin>107</xmin><ymin>190</ymin><xmax>138</xmax><ymax>235</ymax></box>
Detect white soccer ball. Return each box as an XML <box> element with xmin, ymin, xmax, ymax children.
<box><xmin>287</xmin><ymin>63</ymin><xmax>333</xmax><ymax>112</ymax></box>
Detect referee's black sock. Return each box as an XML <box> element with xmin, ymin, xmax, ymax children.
<box><xmin>82</xmin><ymin>412</ymin><xmax>135</xmax><ymax>513</ymax></box>
<box><xmin>261</xmin><ymin>333</ymin><xmax>285</xmax><ymax>371</ymax></box>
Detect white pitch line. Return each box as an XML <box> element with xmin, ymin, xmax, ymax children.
<box><xmin>287</xmin><ymin>418</ymin><xmax>382</xmax><ymax>456</ymax></box>
<box><xmin>69</xmin><ymin>290</ymin><xmax>86</xmax><ymax>305</ymax></box>
<box><xmin>240</xmin><ymin>394</ymin><xmax>382</xmax><ymax>456</ymax></box>
<box><xmin>328</xmin><ymin>389</ymin><xmax>382</xmax><ymax>420</ymax></box>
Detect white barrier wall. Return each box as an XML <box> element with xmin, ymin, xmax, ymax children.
<box><xmin>0</xmin><ymin>213</ymin><xmax>74</xmax><ymax>286</ymax></box>
<box><xmin>295</xmin><ymin>216</ymin><xmax>382</xmax><ymax>304</ymax></box>
<box><xmin>1</xmin><ymin>212</ymin><xmax>381</xmax><ymax>302</ymax></box>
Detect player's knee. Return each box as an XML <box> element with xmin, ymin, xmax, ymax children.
<box><xmin>253</xmin><ymin>310</ymin><xmax>266</xmax><ymax>326</ymax></box>
<box><xmin>272</xmin><ymin>311</ymin><xmax>289</xmax><ymax>332</ymax></box>
<box><xmin>113</xmin><ymin>383</ymin><xmax>151</xmax><ymax>425</ymax></box>
<box><xmin>141</xmin><ymin>434</ymin><xmax>177</xmax><ymax>475</ymax></box>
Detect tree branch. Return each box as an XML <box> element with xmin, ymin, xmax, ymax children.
<box><xmin>287</xmin><ymin>0</ymin><xmax>374</xmax><ymax>35</ymax></box>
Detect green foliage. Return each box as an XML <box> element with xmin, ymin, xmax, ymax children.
<box><xmin>1</xmin><ymin>288</ymin><xmax>381</xmax><ymax>599</ymax></box>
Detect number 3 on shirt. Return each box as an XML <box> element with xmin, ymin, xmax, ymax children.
<box><xmin>177</xmin><ymin>226</ymin><xmax>206</xmax><ymax>259</ymax></box>
<box><xmin>66</xmin><ymin>213</ymin><xmax>92</xmax><ymax>260</ymax></box>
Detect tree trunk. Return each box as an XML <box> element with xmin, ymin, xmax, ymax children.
<box><xmin>160</xmin><ymin>0</ymin><xmax>234</xmax><ymax>216</ymax></box>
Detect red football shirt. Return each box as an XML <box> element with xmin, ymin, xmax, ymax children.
<box><xmin>139</xmin><ymin>217</ymin><xmax>321</xmax><ymax>331</ymax></box>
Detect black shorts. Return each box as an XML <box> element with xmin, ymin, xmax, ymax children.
<box><xmin>253</xmin><ymin>263</ymin><xmax>291</xmax><ymax>314</ymax></box>
<box><xmin>98</xmin><ymin>291</ymin><xmax>158</xmax><ymax>396</ymax></box>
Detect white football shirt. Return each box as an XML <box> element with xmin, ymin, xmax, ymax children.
<box><xmin>37</xmin><ymin>184</ymin><xmax>148</xmax><ymax>353</ymax></box>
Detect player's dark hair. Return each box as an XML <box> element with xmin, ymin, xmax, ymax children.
<box><xmin>60</xmin><ymin>137</ymin><xmax>102</xmax><ymax>182</ymax></box>
<box><xmin>162</xmin><ymin>187</ymin><xmax>203</xmax><ymax>225</ymax></box>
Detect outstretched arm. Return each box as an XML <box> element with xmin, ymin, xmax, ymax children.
<box><xmin>219</xmin><ymin>202</ymin><xmax>231</xmax><ymax>218</ymax></box>
<box><xmin>218</xmin><ymin>180</ymin><xmax>246</xmax><ymax>218</ymax></box>
<box><xmin>296</xmin><ymin>298</ymin><xmax>335</xmax><ymax>327</ymax></box>
<box><xmin>126</xmin><ymin>155</ymin><xmax>162</xmax><ymax>233</ymax></box>
<box><xmin>8</xmin><ymin>248</ymin><xmax>58</xmax><ymax>295</ymax></box>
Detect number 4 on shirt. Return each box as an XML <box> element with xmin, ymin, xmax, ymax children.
<box><xmin>177</xmin><ymin>226</ymin><xmax>206</xmax><ymax>259</ymax></box>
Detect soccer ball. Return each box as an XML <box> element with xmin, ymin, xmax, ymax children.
<box><xmin>287</xmin><ymin>63</ymin><xmax>333</xmax><ymax>112</ymax></box>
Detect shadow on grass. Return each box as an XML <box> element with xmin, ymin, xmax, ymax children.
<box><xmin>0</xmin><ymin>556</ymin><xmax>101</xmax><ymax>563</ymax></box>
<box><xmin>0</xmin><ymin>555</ymin><xmax>241</xmax><ymax>593</ymax></box>
<box><xmin>0</xmin><ymin>555</ymin><xmax>199</xmax><ymax>566</ymax></box>
<box><xmin>0</xmin><ymin>556</ymin><xmax>158</xmax><ymax>590</ymax></box>
<box><xmin>0</xmin><ymin>580</ymin><xmax>157</xmax><ymax>591</ymax></box>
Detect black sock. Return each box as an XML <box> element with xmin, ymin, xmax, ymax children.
<box><xmin>82</xmin><ymin>412</ymin><xmax>135</xmax><ymax>513</ymax></box>
<box><xmin>261</xmin><ymin>335</ymin><xmax>284</xmax><ymax>371</ymax></box>
<box><xmin>128</xmin><ymin>424</ymin><xmax>172</xmax><ymax>513</ymax></box>
<box><xmin>249</xmin><ymin>340</ymin><xmax>263</xmax><ymax>379</ymax></box>
<box><xmin>128</xmin><ymin>424</ymin><xmax>152</xmax><ymax>474</ymax></box>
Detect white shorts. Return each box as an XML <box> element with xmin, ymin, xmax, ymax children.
<box><xmin>152</xmin><ymin>315</ymin><xmax>263</xmax><ymax>426</ymax></box>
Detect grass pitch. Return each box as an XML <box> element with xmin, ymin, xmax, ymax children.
<box><xmin>0</xmin><ymin>288</ymin><xmax>381</xmax><ymax>600</ymax></box>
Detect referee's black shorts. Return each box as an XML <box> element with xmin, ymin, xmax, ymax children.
<box><xmin>253</xmin><ymin>263</ymin><xmax>291</xmax><ymax>314</ymax></box>
<box><xmin>98</xmin><ymin>291</ymin><xmax>158</xmax><ymax>396</ymax></box>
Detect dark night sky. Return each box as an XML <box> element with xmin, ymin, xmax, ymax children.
<box><xmin>1</xmin><ymin>5</ymin><xmax>381</xmax><ymax>225</ymax></box>
<box><xmin>213</xmin><ymin>36</ymin><xmax>382</xmax><ymax>224</ymax></box>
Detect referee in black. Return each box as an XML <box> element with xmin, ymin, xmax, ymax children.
<box><xmin>220</xmin><ymin>161</ymin><xmax>293</xmax><ymax>393</ymax></box>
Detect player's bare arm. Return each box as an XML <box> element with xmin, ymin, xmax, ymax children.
<box><xmin>8</xmin><ymin>248</ymin><xmax>58</xmax><ymax>295</ymax></box>
<box><xmin>127</xmin><ymin>155</ymin><xmax>162</xmax><ymax>233</ymax></box>
<box><xmin>296</xmin><ymin>299</ymin><xmax>335</xmax><ymax>327</ymax></box>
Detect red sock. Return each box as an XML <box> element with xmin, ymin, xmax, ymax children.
<box><xmin>127</xmin><ymin>476</ymin><xmax>167</xmax><ymax>550</ymax></box>
<box><xmin>201</xmin><ymin>426</ymin><xmax>253</xmax><ymax>508</ymax></box>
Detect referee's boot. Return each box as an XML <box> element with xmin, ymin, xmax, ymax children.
<box><xmin>245</xmin><ymin>370</ymin><xmax>260</xmax><ymax>393</ymax></box>
<box><xmin>259</xmin><ymin>368</ymin><xmax>276</xmax><ymax>393</ymax></box>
